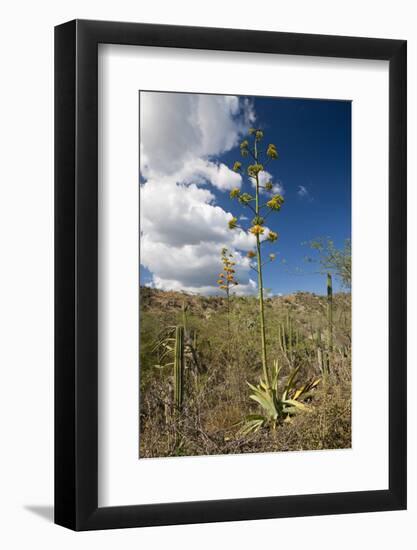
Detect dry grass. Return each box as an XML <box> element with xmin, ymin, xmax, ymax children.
<box><xmin>139</xmin><ymin>287</ymin><xmax>351</xmax><ymax>458</ymax></box>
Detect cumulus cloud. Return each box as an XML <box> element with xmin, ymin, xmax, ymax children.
<box><xmin>251</xmin><ymin>170</ymin><xmax>284</xmax><ymax>195</ymax></box>
<box><xmin>139</xmin><ymin>91</ymin><xmax>262</xmax><ymax>295</ymax></box>
<box><xmin>140</xmin><ymin>92</ymin><xmax>254</xmax><ymax>177</ymax></box>
<box><xmin>179</xmin><ymin>158</ymin><xmax>242</xmax><ymax>191</ymax></box>
<box><xmin>141</xmin><ymin>236</ymin><xmax>257</xmax><ymax>296</ymax></box>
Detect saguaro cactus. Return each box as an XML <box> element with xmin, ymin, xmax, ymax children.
<box><xmin>278</xmin><ymin>311</ymin><xmax>299</xmax><ymax>366</ymax></box>
<box><xmin>173</xmin><ymin>326</ymin><xmax>184</xmax><ymax>411</ymax></box>
<box><xmin>327</xmin><ymin>272</ymin><xmax>333</xmax><ymax>352</ymax></box>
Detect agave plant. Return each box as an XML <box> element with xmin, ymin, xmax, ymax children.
<box><xmin>229</xmin><ymin>128</ymin><xmax>282</xmax><ymax>388</ymax></box>
<box><xmin>217</xmin><ymin>247</ymin><xmax>239</xmax><ymax>338</ymax></box>
<box><xmin>241</xmin><ymin>361</ymin><xmax>320</xmax><ymax>435</ymax></box>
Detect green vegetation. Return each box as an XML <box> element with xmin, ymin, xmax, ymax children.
<box><xmin>242</xmin><ymin>363</ymin><xmax>321</xmax><ymax>435</ymax></box>
<box><xmin>309</xmin><ymin>237</ymin><xmax>352</xmax><ymax>289</ymax></box>
<box><xmin>139</xmin><ymin>286</ymin><xmax>351</xmax><ymax>457</ymax></box>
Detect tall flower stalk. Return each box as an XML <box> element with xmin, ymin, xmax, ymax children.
<box><xmin>217</xmin><ymin>247</ymin><xmax>238</xmax><ymax>338</ymax></box>
<box><xmin>229</xmin><ymin>128</ymin><xmax>283</xmax><ymax>389</ymax></box>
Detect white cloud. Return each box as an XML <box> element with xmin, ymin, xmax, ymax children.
<box><xmin>140</xmin><ymin>91</ymin><xmax>266</xmax><ymax>295</ymax></box>
<box><xmin>297</xmin><ymin>185</ymin><xmax>309</xmax><ymax>198</ymax></box>
<box><xmin>250</xmin><ymin>170</ymin><xmax>284</xmax><ymax>195</ymax></box>
<box><xmin>140</xmin><ymin>92</ymin><xmax>254</xmax><ymax>178</ymax></box>
<box><xmin>141</xmin><ymin>236</ymin><xmax>257</xmax><ymax>296</ymax></box>
<box><xmin>140</xmin><ymin>178</ymin><xmax>255</xmax><ymax>249</ymax></box>
<box><xmin>179</xmin><ymin>158</ymin><xmax>242</xmax><ymax>191</ymax></box>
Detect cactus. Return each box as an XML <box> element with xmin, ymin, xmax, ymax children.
<box><xmin>287</xmin><ymin>310</ymin><xmax>293</xmax><ymax>357</ymax></box>
<box><xmin>182</xmin><ymin>300</ymin><xmax>188</xmax><ymax>335</ymax></box>
<box><xmin>278</xmin><ymin>311</ymin><xmax>299</xmax><ymax>366</ymax></box>
<box><xmin>327</xmin><ymin>272</ymin><xmax>333</xmax><ymax>352</ymax></box>
<box><xmin>317</xmin><ymin>346</ymin><xmax>323</xmax><ymax>373</ymax></box>
<box><xmin>316</xmin><ymin>327</ymin><xmax>330</xmax><ymax>375</ymax></box>
<box><xmin>173</xmin><ymin>326</ymin><xmax>184</xmax><ymax>411</ymax></box>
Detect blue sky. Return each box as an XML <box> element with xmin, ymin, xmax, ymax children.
<box><xmin>140</xmin><ymin>93</ymin><xmax>351</xmax><ymax>296</ymax></box>
<box><xmin>220</xmin><ymin>97</ymin><xmax>351</xmax><ymax>295</ymax></box>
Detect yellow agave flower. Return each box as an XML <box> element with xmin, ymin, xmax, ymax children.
<box><xmin>250</xmin><ymin>225</ymin><xmax>265</xmax><ymax>236</ymax></box>
<box><xmin>267</xmin><ymin>195</ymin><xmax>284</xmax><ymax>210</ymax></box>
<box><xmin>266</xmin><ymin>143</ymin><xmax>278</xmax><ymax>159</ymax></box>
<box><xmin>228</xmin><ymin>217</ymin><xmax>238</xmax><ymax>230</ymax></box>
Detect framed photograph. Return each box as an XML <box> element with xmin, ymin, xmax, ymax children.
<box><xmin>55</xmin><ymin>20</ymin><xmax>406</xmax><ymax>530</ymax></box>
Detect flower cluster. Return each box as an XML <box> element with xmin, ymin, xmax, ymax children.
<box><xmin>250</xmin><ymin>224</ymin><xmax>264</xmax><ymax>236</ymax></box>
<box><xmin>248</xmin><ymin>127</ymin><xmax>263</xmax><ymax>141</ymax></box>
<box><xmin>228</xmin><ymin>216</ymin><xmax>238</xmax><ymax>230</ymax></box>
<box><xmin>252</xmin><ymin>216</ymin><xmax>264</xmax><ymax>226</ymax></box>
<box><xmin>238</xmin><ymin>193</ymin><xmax>253</xmax><ymax>205</ymax></box>
<box><xmin>240</xmin><ymin>140</ymin><xmax>249</xmax><ymax>157</ymax></box>
<box><xmin>266</xmin><ymin>143</ymin><xmax>278</xmax><ymax>159</ymax></box>
<box><xmin>233</xmin><ymin>161</ymin><xmax>242</xmax><ymax>172</ymax></box>
<box><xmin>267</xmin><ymin>194</ymin><xmax>284</xmax><ymax>211</ymax></box>
<box><xmin>217</xmin><ymin>248</ymin><xmax>238</xmax><ymax>294</ymax></box>
<box><xmin>247</xmin><ymin>164</ymin><xmax>263</xmax><ymax>178</ymax></box>
<box><xmin>230</xmin><ymin>187</ymin><xmax>240</xmax><ymax>199</ymax></box>
<box><xmin>267</xmin><ymin>230</ymin><xmax>278</xmax><ymax>242</ymax></box>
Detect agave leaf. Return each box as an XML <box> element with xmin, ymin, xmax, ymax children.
<box><xmin>241</xmin><ymin>418</ymin><xmax>264</xmax><ymax>435</ymax></box>
<box><xmin>282</xmin><ymin>406</ymin><xmax>299</xmax><ymax>415</ymax></box>
<box><xmin>241</xmin><ymin>414</ymin><xmax>265</xmax><ymax>433</ymax></box>
<box><xmin>245</xmin><ymin>414</ymin><xmax>267</xmax><ymax>421</ymax></box>
<box><xmin>247</xmin><ymin>385</ymin><xmax>266</xmax><ymax>400</ymax></box>
<box><xmin>249</xmin><ymin>393</ymin><xmax>277</xmax><ymax>419</ymax></box>
<box><xmin>283</xmin><ymin>399</ymin><xmax>309</xmax><ymax>410</ymax></box>
<box><xmin>271</xmin><ymin>361</ymin><xmax>282</xmax><ymax>390</ymax></box>
<box><xmin>282</xmin><ymin>366</ymin><xmax>300</xmax><ymax>401</ymax></box>
<box><xmin>286</xmin><ymin>366</ymin><xmax>300</xmax><ymax>389</ymax></box>
<box><xmin>259</xmin><ymin>380</ymin><xmax>269</xmax><ymax>391</ymax></box>
<box><xmin>249</xmin><ymin>392</ymin><xmax>271</xmax><ymax>410</ymax></box>
<box><xmin>309</xmin><ymin>378</ymin><xmax>321</xmax><ymax>390</ymax></box>
<box><xmin>296</xmin><ymin>391</ymin><xmax>314</xmax><ymax>401</ymax></box>
<box><xmin>293</xmin><ymin>384</ymin><xmax>306</xmax><ymax>400</ymax></box>
<box><xmin>247</xmin><ymin>381</ymin><xmax>259</xmax><ymax>393</ymax></box>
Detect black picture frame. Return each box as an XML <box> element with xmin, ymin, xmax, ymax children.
<box><xmin>55</xmin><ymin>19</ymin><xmax>407</xmax><ymax>531</ymax></box>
